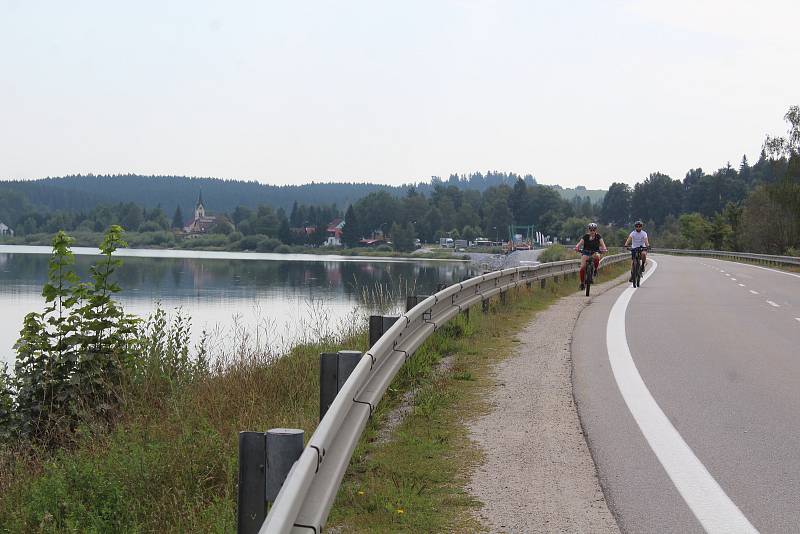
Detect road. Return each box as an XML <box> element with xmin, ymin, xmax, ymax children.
<box><xmin>573</xmin><ymin>254</ymin><xmax>800</xmax><ymax>533</ymax></box>
<box><xmin>464</xmin><ymin>248</ymin><xmax>545</xmax><ymax>270</ymax></box>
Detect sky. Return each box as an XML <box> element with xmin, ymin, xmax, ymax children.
<box><xmin>1</xmin><ymin>0</ymin><xmax>797</xmax><ymax>189</ymax></box>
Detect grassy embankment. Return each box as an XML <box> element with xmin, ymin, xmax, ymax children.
<box><xmin>0</xmin><ymin>259</ymin><xmax>628</xmax><ymax>533</ymax></box>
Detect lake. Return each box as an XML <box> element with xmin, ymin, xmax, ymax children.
<box><xmin>0</xmin><ymin>246</ymin><xmax>474</xmax><ymax>369</ymax></box>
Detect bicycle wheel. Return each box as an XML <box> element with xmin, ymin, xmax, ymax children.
<box><xmin>585</xmin><ymin>263</ymin><xmax>592</xmax><ymax>296</ymax></box>
<box><xmin>635</xmin><ymin>257</ymin><xmax>642</xmax><ymax>287</ymax></box>
<box><xmin>632</xmin><ymin>257</ymin><xmax>639</xmax><ymax>288</ymax></box>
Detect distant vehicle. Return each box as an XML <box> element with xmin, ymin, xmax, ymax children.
<box><xmin>474</xmin><ymin>239</ymin><xmax>491</xmax><ymax>247</ymax></box>
<box><xmin>439</xmin><ymin>237</ymin><xmax>454</xmax><ymax>248</ymax></box>
<box><xmin>454</xmin><ymin>239</ymin><xmax>468</xmax><ymax>249</ymax></box>
<box><xmin>515</xmin><ymin>243</ymin><xmax>531</xmax><ymax>251</ymax></box>
<box><xmin>545</xmin><ymin>241</ymin><xmax>553</xmax><ymax>246</ymax></box>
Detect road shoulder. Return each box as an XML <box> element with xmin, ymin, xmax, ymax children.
<box><xmin>467</xmin><ymin>273</ymin><xmax>626</xmax><ymax>533</ymax></box>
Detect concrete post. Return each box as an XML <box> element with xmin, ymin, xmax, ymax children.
<box><xmin>319</xmin><ymin>352</ymin><xmax>338</xmax><ymax>421</ymax></box>
<box><xmin>369</xmin><ymin>315</ymin><xmax>399</xmax><ymax>347</ymax></box>
<box><xmin>265</xmin><ymin>428</ymin><xmax>305</xmax><ymax>503</ymax></box>
<box><xmin>320</xmin><ymin>350</ymin><xmax>362</xmax><ymax>420</ymax></box>
<box><xmin>237</xmin><ymin>431</ymin><xmax>267</xmax><ymax>534</ymax></box>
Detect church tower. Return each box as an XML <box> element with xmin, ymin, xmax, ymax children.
<box><xmin>195</xmin><ymin>190</ymin><xmax>205</xmax><ymax>220</ymax></box>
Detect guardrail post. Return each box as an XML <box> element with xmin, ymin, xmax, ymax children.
<box><xmin>482</xmin><ymin>299</ymin><xmax>489</xmax><ymax>313</ymax></box>
<box><xmin>406</xmin><ymin>295</ymin><xmax>430</xmax><ymax>312</ymax></box>
<box><xmin>238</xmin><ymin>431</ymin><xmax>267</xmax><ymax>534</ymax></box>
<box><xmin>266</xmin><ymin>428</ymin><xmax>305</xmax><ymax>503</ymax></box>
<box><xmin>369</xmin><ymin>315</ymin><xmax>400</xmax><ymax>347</ymax></box>
<box><xmin>500</xmin><ymin>291</ymin><xmax>507</xmax><ymax>305</ymax></box>
<box><xmin>540</xmin><ymin>278</ymin><xmax>546</xmax><ymax>289</ymax></box>
<box><xmin>320</xmin><ymin>350</ymin><xmax>363</xmax><ymax>420</ymax></box>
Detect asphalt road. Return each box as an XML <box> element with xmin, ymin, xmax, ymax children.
<box><xmin>573</xmin><ymin>254</ymin><xmax>800</xmax><ymax>533</ymax></box>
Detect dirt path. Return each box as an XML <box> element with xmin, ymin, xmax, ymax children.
<box><xmin>467</xmin><ymin>274</ymin><xmax>625</xmax><ymax>533</ymax></box>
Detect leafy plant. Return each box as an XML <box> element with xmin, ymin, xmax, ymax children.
<box><xmin>7</xmin><ymin>226</ymin><xmax>140</xmax><ymax>447</ymax></box>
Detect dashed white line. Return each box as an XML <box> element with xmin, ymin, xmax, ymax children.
<box><xmin>749</xmin><ymin>290</ymin><xmax>759</xmax><ymax>295</ymax></box>
<box><xmin>766</xmin><ymin>300</ymin><xmax>780</xmax><ymax>308</ymax></box>
<box><xmin>731</xmin><ymin>278</ymin><xmax>737</xmax><ymax>281</ymax></box>
<box><xmin>606</xmin><ymin>260</ymin><xmax>757</xmax><ymax>533</ymax></box>
<box><xmin>738</xmin><ymin>284</ymin><xmax>745</xmax><ymax>287</ymax></box>
<box><xmin>796</xmin><ymin>318</ymin><xmax>800</xmax><ymax>323</ymax></box>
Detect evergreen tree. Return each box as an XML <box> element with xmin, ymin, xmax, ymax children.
<box><xmin>341</xmin><ymin>205</ymin><xmax>361</xmax><ymax>247</ymax></box>
<box><xmin>172</xmin><ymin>205</ymin><xmax>184</xmax><ymax>229</ymax></box>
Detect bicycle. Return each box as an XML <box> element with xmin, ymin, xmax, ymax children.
<box><xmin>581</xmin><ymin>249</ymin><xmax>599</xmax><ymax>296</ymax></box>
<box><xmin>626</xmin><ymin>246</ymin><xmax>649</xmax><ymax>288</ymax></box>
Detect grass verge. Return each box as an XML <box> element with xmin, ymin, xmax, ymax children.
<box><xmin>327</xmin><ymin>261</ymin><xmax>630</xmax><ymax>532</ymax></box>
<box><xmin>0</xmin><ymin>262</ymin><xmax>627</xmax><ymax>533</ymax></box>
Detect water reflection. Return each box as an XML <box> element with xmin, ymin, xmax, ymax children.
<box><xmin>0</xmin><ymin>250</ymin><xmax>474</xmax><ymax>367</ymax></box>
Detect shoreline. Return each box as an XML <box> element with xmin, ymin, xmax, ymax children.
<box><xmin>0</xmin><ymin>244</ymin><xmax>470</xmax><ymax>264</ymax></box>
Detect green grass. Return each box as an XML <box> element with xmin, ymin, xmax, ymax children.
<box><xmin>0</xmin><ymin>262</ymin><xmax>628</xmax><ymax>533</ymax></box>
<box><xmin>327</xmin><ymin>261</ymin><xmax>630</xmax><ymax>532</ymax></box>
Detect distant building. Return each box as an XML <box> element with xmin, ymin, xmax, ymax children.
<box><xmin>325</xmin><ymin>218</ymin><xmax>345</xmax><ymax>247</ymax></box>
<box><xmin>0</xmin><ymin>222</ymin><xmax>13</xmax><ymax>236</ymax></box>
<box><xmin>183</xmin><ymin>191</ymin><xmax>218</xmax><ymax>234</ymax></box>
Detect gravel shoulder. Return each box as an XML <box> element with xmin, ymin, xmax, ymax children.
<box><xmin>467</xmin><ymin>273</ymin><xmax>626</xmax><ymax>533</ymax></box>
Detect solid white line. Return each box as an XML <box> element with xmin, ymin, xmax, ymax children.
<box><xmin>606</xmin><ymin>260</ymin><xmax>758</xmax><ymax>533</ymax></box>
<box><xmin>766</xmin><ymin>301</ymin><xmax>780</xmax><ymax>308</ymax></box>
<box><xmin>707</xmin><ymin>258</ymin><xmax>800</xmax><ymax>279</ymax></box>
<box><xmin>749</xmin><ymin>290</ymin><xmax>759</xmax><ymax>295</ymax></box>
<box><xmin>738</xmin><ymin>284</ymin><xmax>745</xmax><ymax>287</ymax></box>
<box><xmin>796</xmin><ymin>318</ymin><xmax>800</xmax><ymax>323</ymax></box>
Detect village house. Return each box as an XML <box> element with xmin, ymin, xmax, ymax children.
<box><xmin>183</xmin><ymin>192</ymin><xmax>218</xmax><ymax>234</ymax></box>
<box><xmin>0</xmin><ymin>221</ymin><xmax>14</xmax><ymax>237</ymax></box>
<box><xmin>325</xmin><ymin>218</ymin><xmax>345</xmax><ymax>247</ymax></box>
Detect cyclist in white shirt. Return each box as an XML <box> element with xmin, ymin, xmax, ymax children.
<box><xmin>624</xmin><ymin>220</ymin><xmax>650</xmax><ymax>281</ymax></box>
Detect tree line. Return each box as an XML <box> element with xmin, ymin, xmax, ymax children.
<box><xmin>2</xmin><ymin>107</ymin><xmax>797</xmax><ymax>255</ymax></box>
<box><xmin>599</xmin><ymin>107</ymin><xmax>800</xmax><ymax>254</ymax></box>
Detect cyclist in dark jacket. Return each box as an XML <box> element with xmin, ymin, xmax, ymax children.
<box><xmin>574</xmin><ymin>222</ymin><xmax>607</xmax><ymax>290</ymax></box>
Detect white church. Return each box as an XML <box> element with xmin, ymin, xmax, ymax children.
<box><xmin>183</xmin><ymin>192</ymin><xmax>218</xmax><ymax>234</ymax></box>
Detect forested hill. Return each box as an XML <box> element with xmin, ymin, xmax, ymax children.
<box><xmin>0</xmin><ymin>172</ymin><xmax>605</xmax><ymax>217</ymax></box>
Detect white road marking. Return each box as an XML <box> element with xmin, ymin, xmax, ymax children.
<box><xmin>606</xmin><ymin>260</ymin><xmax>758</xmax><ymax>533</ymax></box>
<box><xmin>725</xmin><ymin>274</ymin><xmax>731</xmax><ymax>277</ymax></box>
<box><xmin>731</xmin><ymin>278</ymin><xmax>737</xmax><ymax>281</ymax></box>
<box><xmin>766</xmin><ymin>301</ymin><xmax>780</xmax><ymax>308</ymax></box>
<box><xmin>707</xmin><ymin>258</ymin><xmax>800</xmax><ymax>279</ymax></box>
<box><xmin>796</xmin><ymin>318</ymin><xmax>800</xmax><ymax>323</ymax></box>
<box><xmin>749</xmin><ymin>290</ymin><xmax>759</xmax><ymax>295</ymax></box>
<box><xmin>738</xmin><ymin>284</ymin><xmax>745</xmax><ymax>287</ymax></box>
<box><xmin>721</xmin><ymin>270</ymin><xmax>726</xmax><ymax>273</ymax></box>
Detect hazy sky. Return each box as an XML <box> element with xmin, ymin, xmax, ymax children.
<box><xmin>1</xmin><ymin>1</ymin><xmax>797</xmax><ymax>189</ymax></box>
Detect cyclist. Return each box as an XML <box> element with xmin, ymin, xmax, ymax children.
<box><xmin>574</xmin><ymin>223</ymin><xmax>608</xmax><ymax>290</ymax></box>
<box><xmin>624</xmin><ymin>220</ymin><xmax>650</xmax><ymax>281</ymax></box>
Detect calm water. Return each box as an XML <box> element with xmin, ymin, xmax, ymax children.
<box><xmin>0</xmin><ymin>246</ymin><xmax>473</xmax><ymax>368</ymax></box>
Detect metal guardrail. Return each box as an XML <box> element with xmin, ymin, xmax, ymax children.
<box><xmin>657</xmin><ymin>249</ymin><xmax>800</xmax><ymax>267</ymax></box>
<box><xmin>260</xmin><ymin>253</ymin><xmax>629</xmax><ymax>533</ymax></box>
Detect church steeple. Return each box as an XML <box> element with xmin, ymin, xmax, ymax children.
<box><xmin>195</xmin><ymin>190</ymin><xmax>205</xmax><ymax>219</ymax></box>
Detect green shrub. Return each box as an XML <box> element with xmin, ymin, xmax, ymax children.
<box><xmin>537</xmin><ymin>244</ymin><xmax>578</xmax><ymax>263</ymax></box>
<box><xmin>274</xmin><ymin>244</ymin><xmax>291</xmax><ymax>253</ymax></box>
<box><xmin>256</xmin><ymin>237</ymin><xmax>282</xmax><ymax>253</ymax></box>
<box><xmin>5</xmin><ymin>227</ymin><xmax>139</xmax><ymax>448</ymax></box>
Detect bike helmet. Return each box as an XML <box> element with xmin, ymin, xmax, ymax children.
<box><xmin>587</xmin><ymin>222</ymin><xmax>598</xmax><ymax>230</ymax></box>
<box><xmin>634</xmin><ymin>220</ymin><xmax>643</xmax><ymax>227</ymax></box>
